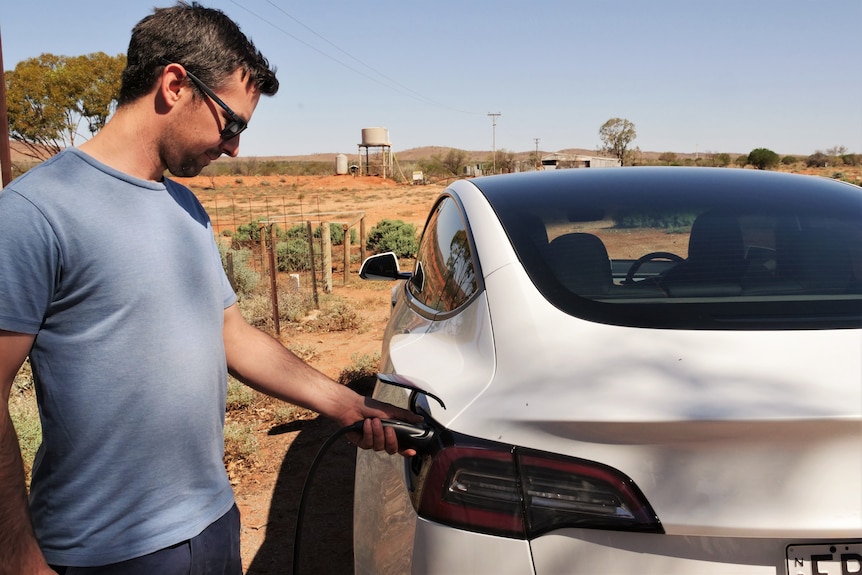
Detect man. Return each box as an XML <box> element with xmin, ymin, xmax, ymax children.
<box><xmin>0</xmin><ymin>3</ymin><xmax>418</xmax><ymax>573</ymax></box>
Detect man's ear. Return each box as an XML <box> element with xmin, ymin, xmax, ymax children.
<box><xmin>158</xmin><ymin>62</ymin><xmax>187</xmax><ymax>110</ymax></box>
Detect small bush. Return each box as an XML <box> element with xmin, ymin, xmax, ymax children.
<box><xmin>807</xmin><ymin>152</ymin><xmax>830</xmax><ymax>168</ymax></box>
<box><xmin>748</xmin><ymin>148</ymin><xmax>780</xmax><ymax>170</ymax></box>
<box><xmin>237</xmin><ymin>289</ymin><xmax>316</xmax><ymax>329</ymax></box>
<box><xmin>276</xmin><ymin>239</ymin><xmax>311</xmax><ymax>272</ymax></box>
<box><xmin>366</xmin><ymin>219</ymin><xmax>418</xmax><ymax>257</ymax></box>
<box><xmin>226</xmin><ymin>376</ymin><xmax>255</xmax><ymax>412</ymax></box>
<box><xmin>223</xmin><ymin>420</ymin><xmax>258</xmax><ymax>480</ymax></box>
<box><xmin>308</xmin><ymin>298</ymin><xmax>362</xmax><ymax>332</ymax></box>
<box><xmin>337</xmin><ymin>352</ymin><xmax>381</xmax><ymax>393</ymax></box>
<box><xmin>218</xmin><ymin>244</ymin><xmax>260</xmax><ymax>295</ymax></box>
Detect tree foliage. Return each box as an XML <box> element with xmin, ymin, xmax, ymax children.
<box><xmin>747</xmin><ymin>148</ymin><xmax>780</xmax><ymax>170</ymax></box>
<box><xmin>5</xmin><ymin>52</ymin><xmax>126</xmax><ymax>160</ymax></box>
<box><xmin>658</xmin><ymin>151</ymin><xmax>677</xmax><ymax>165</ymax></box>
<box><xmin>437</xmin><ymin>148</ymin><xmax>467</xmax><ymax>176</ymax></box>
<box><xmin>598</xmin><ymin>117</ymin><xmax>637</xmax><ymax>165</ymax></box>
<box><xmin>713</xmin><ymin>153</ymin><xmax>732</xmax><ymax>167</ymax></box>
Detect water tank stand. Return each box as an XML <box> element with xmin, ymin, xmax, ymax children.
<box><xmin>357</xmin><ymin>144</ymin><xmax>392</xmax><ymax>178</ymax></box>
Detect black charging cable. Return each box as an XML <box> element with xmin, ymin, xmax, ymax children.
<box><xmin>292</xmin><ymin>418</ymin><xmax>436</xmax><ymax>575</ymax></box>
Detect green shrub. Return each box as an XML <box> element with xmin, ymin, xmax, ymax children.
<box><xmin>276</xmin><ymin>239</ymin><xmax>311</xmax><ymax>272</ymax></box>
<box><xmin>781</xmin><ymin>155</ymin><xmax>797</xmax><ymax>165</ymax></box>
<box><xmin>806</xmin><ymin>152</ymin><xmax>829</xmax><ymax>168</ymax></box>
<box><xmin>748</xmin><ymin>148</ymin><xmax>780</xmax><ymax>170</ymax></box>
<box><xmin>366</xmin><ymin>219</ymin><xmax>418</xmax><ymax>257</ymax></box>
<box><xmin>337</xmin><ymin>352</ymin><xmax>381</xmax><ymax>391</ymax></box>
<box><xmin>226</xmin><ymin>376</ymin><xmax>255</xmax><ymax>411</ymax></box>
<box><xmin>713</xmin><ymin>153</ymin><xmax>732</xmax><ymax>167</ymax></box>
<box><xmin>308</xmin><ymin>298</ymin><xmax>363</xmax><ymax>332</ymax></box>
<box><xmin>233</xmin><ymin>218</ymin><xmax>267</xmax><ymax>243</ymax></box>
<box><xmin>237</xmin><ymin>289</ymin><xmax>317</xmax><ymax>329</ymax></box>
<box><xmin>218</xmin><ymin>243</ymin><xmax>260</xmax><ymax>295</ymax></box>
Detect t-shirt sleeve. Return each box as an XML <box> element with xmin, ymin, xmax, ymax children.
<box><xmin>0</xmin><ymin>190</ymin><xmax>59</xmax><ymax>334</ymax></box>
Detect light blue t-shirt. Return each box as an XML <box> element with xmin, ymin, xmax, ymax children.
<box><xmin>0</xmin><ymin>149</ymin><xmax>238</xmax><ymax>566</ymax></box>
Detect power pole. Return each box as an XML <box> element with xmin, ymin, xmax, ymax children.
<box><xmin>534</xmin><ymin>138</ymin><xmax>540</xmax><ymax>169</ymax></box>
<box><xmin>487</xmin><ymin>112</ymin><xmax>501</xmax><ymax>174</ymax></box>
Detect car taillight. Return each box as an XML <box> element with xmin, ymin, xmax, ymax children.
<box><xmin>414</xmin><ymin>442</ymin><xmax>663</xmax><ymax>539</ymax></box>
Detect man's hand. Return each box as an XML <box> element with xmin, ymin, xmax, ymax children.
<box><xmin>343</xmin><ymin>397</ymin><xmax>425</xmax><ymax>457</ymax></box>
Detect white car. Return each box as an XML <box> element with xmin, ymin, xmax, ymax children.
<box><xmin>355</xmin><ymin>167</ymin><xmax>862</xmax><ymax>575</ymax></box>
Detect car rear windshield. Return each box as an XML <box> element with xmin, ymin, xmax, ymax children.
<box><xmin>480</xmin><ymin>168</ymin><xmax>862</xmax><ymax>330</ymax></box>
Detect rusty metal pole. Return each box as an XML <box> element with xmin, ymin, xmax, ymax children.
<box><xmin>0</xmin><ymin>27</ymin><xmax>13</xmax><ymax>187</ymax></box>
<box><xmin>266</xmin><ymin>224</ymin><xmax>280</xmax><ymax>335</ymax></box>
<box><xmin>306</xmin><ymin>221</ymin><xmax>319</xmax><ymax>309</ymax></box>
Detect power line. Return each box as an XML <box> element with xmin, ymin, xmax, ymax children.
<box><xmin>230</xmin><ymin>0</ymin><xmax>482</xmax><ymax>116</ymax></box>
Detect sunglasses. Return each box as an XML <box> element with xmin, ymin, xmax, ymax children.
<box><xmin>159</xmin><ymin>58</ymin><xmax>248</xmax><ymax>140</ymax></box>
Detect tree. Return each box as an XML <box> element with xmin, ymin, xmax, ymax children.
<box><xmin>496</xmin><ymin>149</ymin><xmax>517</xmax><ymax>173</ymax></box>
<box><xmin>598</xmin><ymin>117</ymin><xmax>637</xmax><ymax>165</ymax></box>
<box><xmin>747</xmin><ymin>148</ymin><xmax>780</xmax><ymax>170</ymax></box>
<box><xmin>713</xmin><ymin>153</ymin><xmax>732</xmax><ymax>167</ymax></box>
<box><xmin>806</xmin><ymin>151</ymin><xmax>829</xmax><ymax>168</ymax></box>
<box><xmin>658</xmin><ymin>152</ymin><xmax>677</xmax><ymax>165</ymax></box>
<box><xmin>5</xmin><ymin>52</ymin><xmax>125</xmax><ymax>160</ymax></box>
<box><xmin>438</xmin><ymin>148</ymin><xmax>467</xmax><ymax>176</ymax></box>
<box><xmin>735</xmin><ymin>154</ymin><xmax>749</xmax><ymax>168</ymax></box>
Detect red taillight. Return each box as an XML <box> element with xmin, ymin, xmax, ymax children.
<box><xmin>414</xmin><ymin>443</ymin><xmax>663</xmax><ymax>539</ymax></box>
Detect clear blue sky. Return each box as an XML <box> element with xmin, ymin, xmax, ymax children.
<box><xmin>3</xmin><ymin>0</ymin><xmax>861</xmax><ymax>158</ymax></box>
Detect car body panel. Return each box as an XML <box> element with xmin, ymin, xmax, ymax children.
<box><xmin>355</xmin><ymin>168</ymin><xmax>862</xmax><ymax>574</ymax></box>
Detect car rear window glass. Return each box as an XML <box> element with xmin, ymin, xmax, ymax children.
<box><xmin>478</xmin><ymin>168</ymin><xmax>862</xmax><ymax>329</ymax></box>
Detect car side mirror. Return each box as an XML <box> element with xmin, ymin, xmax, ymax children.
<box><xmin>359</xmin><ymin>252</ymin><xmax>412</xmax><ymax>281</ymax></box>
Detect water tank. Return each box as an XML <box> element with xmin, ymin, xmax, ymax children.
<box><xmin>335</xmin><ymin>154</ymin><xmax>348</xmax><ymax>175</ymax></box>
<box><xmin>361</xmin><ymin>127</ymin><xmax>390</xmax><ymax>146</ymax></box>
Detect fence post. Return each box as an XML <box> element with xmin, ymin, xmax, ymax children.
<box><xmin>306</xmin><ymin>220</ymin><xmax>319</xmax><ymax>309</ymax></box>
<box><xmin>359</xmin><ymin>217</ymin><xmax>366</xmax><ymax>265</ymax></box>
<box><xmin>322</xmin><ymin>221</ymin><xmax>332</xmax><ymax>293</ymax></box>
<box><xmin>267</xmin><ymin>225</ymin><xmax>280</xmax><ymax>335</ymax></box>
<box><xmin>343</xmin><ymin>223</ymin><xmax>351</xmax><ymax>285</ymax></box>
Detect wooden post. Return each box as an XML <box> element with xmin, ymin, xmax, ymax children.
<box><xmin>322</xmin><ymin>221</ymin><xmax>332</xmax><ymax>293</ymax></box>
<box><xmin>343</xmin><ymin>223</ymin><xmax>350</xmax><ymax>285</ymax></box>
<box><xmin>359</xmin><ymin>217</ymin><xmax>366</xmax><ymax>265</ymax></box>
<box><xmin>225</xmin><ymin>251</ymin><xmax>236</xmax><ymax>293</ymax></box>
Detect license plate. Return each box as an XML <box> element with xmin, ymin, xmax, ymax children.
<box><xmin>786</xmin><ymin>543</ymin><xmax>862</xmax><ymax>575</ymax></box>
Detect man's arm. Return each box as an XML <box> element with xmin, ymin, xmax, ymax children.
<box><xmin>222</xmin><ymin>304</ymin><xmax>421</xmax><ymax>454</ymax></box>
<box><xmin>0</xmin><ymin>330</ymin><xmax>53</xmax><ymax>575</ymax></box>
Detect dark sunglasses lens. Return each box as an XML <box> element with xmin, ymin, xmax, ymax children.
<box><xmin>221</xmin><ymin>120</ymin><xmax>246</xmax><ymax>140</ymax></box>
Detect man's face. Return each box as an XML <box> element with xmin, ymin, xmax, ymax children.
<box><xmin>162</xmin><ymin>67</ymin><xmax>261</xmax><ymax>178</ymax></box>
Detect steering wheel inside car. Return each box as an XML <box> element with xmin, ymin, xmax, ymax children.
<box><xmin>624</xmin><ymin>252</ymin><xmax>684</xmax><ymax>285</ymax></box>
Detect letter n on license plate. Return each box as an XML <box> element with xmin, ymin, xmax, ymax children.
<box><xmin>786</xmin><ymin>543</ymin><xmax>862</xmax><ymax>575</ymax></box>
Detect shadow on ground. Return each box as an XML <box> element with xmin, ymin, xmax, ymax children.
<box><xmin>247</xmin><ymin>379</ymin><xmax>375</xmax><ymax>575</ymax></box>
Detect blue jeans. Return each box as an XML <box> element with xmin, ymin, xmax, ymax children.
<box><xmin>51</xmin><ymin>504</ymin><xmax>241</xmax><ymax>575</ymax></box>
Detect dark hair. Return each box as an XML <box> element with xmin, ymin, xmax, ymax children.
<box><xmin>118</xmin><ymin>1</ymin><xmax>278</xmax><ymax>105</ymax></box>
